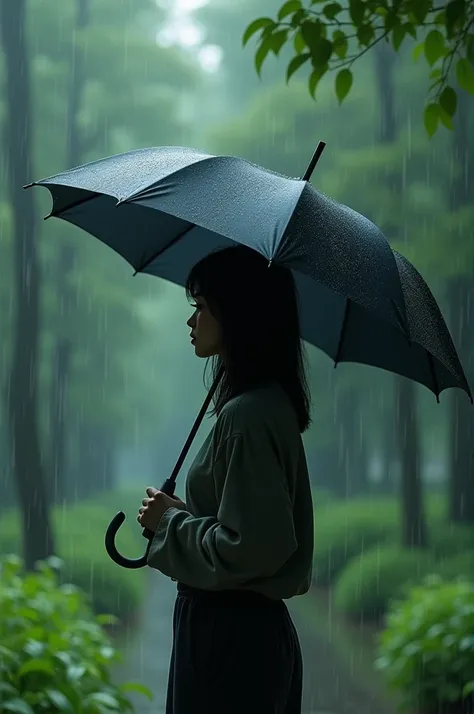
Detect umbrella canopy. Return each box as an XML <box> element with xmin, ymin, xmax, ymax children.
<box><xmin>27</xmin><ymin>145</ymin><xmax>471</xmax><ymax>402</ymax></box>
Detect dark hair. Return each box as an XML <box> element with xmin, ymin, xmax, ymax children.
<box><xmin>185</xmin><ymin>245</ymin><xmax>311</xmax><ymax>433</ymax></box>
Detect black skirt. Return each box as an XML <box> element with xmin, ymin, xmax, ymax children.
<box><xmin>166</xmin><ymin>582</ymin><xmax>303</xmax><ymax>714</ymax></box>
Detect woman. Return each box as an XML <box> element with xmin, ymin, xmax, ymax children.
<box><xmin>137</xmin><ymin>245</ymin><xmax>314</xmax><ymax>714</ymax></box>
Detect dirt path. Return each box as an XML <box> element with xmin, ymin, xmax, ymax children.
<box><xmin>115</xmin><ymin>573</ymin><xmax>398</xmax><ymax>714</ymax></box>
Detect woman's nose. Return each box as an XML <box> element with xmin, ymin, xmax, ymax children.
<box><xmin>187</xmin><ymin>313</ymin><xmax>195</xmax><ymax>328</ymax></box>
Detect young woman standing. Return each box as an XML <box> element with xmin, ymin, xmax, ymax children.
<box><xmin>138</xmin><ymin>245</ymin><xmax>314</xmax><ymax>714</ymax></box>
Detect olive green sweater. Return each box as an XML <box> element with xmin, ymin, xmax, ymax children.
<box><xmin>147</xmin><ymin>384</ymin><xmax>314</xmax><ymax>600</ymax></box>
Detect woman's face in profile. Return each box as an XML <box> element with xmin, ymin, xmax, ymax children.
<box><xmin>187</xmin><ymin>295</ymin><xmax>222</xmax><ymax>358</ymax></box>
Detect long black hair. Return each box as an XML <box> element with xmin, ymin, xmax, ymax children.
<box><xmin>185</xmin><ymin>245</ymin><xmax>311</xmax><ymax>433</ymax></box>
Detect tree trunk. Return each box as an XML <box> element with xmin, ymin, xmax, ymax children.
<box><xmin>49</xmin><ymin>0</ymin><xmax>89</xmax><ymax>506</ymax></box>
<box><xmin>336</xmin><ymin>388</ymin><xmax>369</xmax><ymax>497</ymax></box>
<box><xmin>0</xmin><ymin>0</ymin><xmax>55</xmax><ymax>569</ymax></box>
<box><xmin>374</xmin><ymin>41</ymin><xmax>427</xmax><ymax>547</ymax></box>
<box><xmin>74</xmin><ymin>422</ymin><xmax>116</xmax><ymax>500</ymax></box>
<box><xmin>447</xmin><ymin>93</ymin><xmax>474</xmax><ymax>523</ymax></box>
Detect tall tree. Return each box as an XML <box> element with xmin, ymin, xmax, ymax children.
<box><xmin>48</xmin><ymin>0</ymin><xmax>90</xmax><ymax>505</ymax></box>
<box><xmin>447</xmin><ymin>92</ymin><xmax>474</xmax><ymax>522</ymax></box>
<box><xmin>0</xmin><ymin>0</ymin><xmax>55</xmax><ymax>568</ymax></box>
<box><xmin>375</xmin><ymin>41</ymin><xmax>427</xmax><ymax>548</ymax></box>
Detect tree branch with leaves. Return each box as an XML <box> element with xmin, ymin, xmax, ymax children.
<box><xmin>243</xmin><ymin>0</ymin><xmax>474</xmax><ymax>135</ymax></box>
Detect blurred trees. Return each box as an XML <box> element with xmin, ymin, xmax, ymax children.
<box><xmin>0</xmin><ymin>0</ymin><xmax>201</xmax><ymax>557</ymax></box>
<box><xmin>0</xmin><ymin>0</ymin><xmax>54</xmax><ymax>569</ymax></box>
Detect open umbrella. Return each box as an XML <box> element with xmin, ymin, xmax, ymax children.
<box><xmin>26</xmin><ymin>142</ymin><xmax>472</xmax><ymax>569</ymax></box>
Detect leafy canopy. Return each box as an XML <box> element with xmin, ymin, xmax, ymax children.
<box><xmin>243</xmin><ymin>0</ymin><xmax>474</xmax><ymax>135</ymax></box>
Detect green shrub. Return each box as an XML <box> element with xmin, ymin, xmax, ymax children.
<box><xmin>434</xmin><ymin>552</ymin><xmax>474</xmax><ymax>582</ymax></box>
<box><xmin>312</xmin><ymin>495</ymin><xmax>447</xmax><ymax>587</ymax></box>
<box><xmin>0</xmin><ymin>502</ymin><xmax>146</xmax><ymax>623</ymax></box>
<box><xmin>334</xmin><ymin>545</ymin><xmax>437</xmax><ymax>620</ymax></box>
<box><xmin>429</xmin><ymin>523</ymin><xmax>474</xmax><ymax>560</ymax></box>
<box><xmin>313</xmin><ymin>499</ymin><xmax>400</xmax><ymax>586</ymax></box>
<box><xmin>376</xmin><ymin>577</ymin><xmax>474</xmax><ymax>712</ymax></box>
<box><xmin>0</xmin><ymin>554</ymin><xmax>152</xmax><ymax>714</ymax></box>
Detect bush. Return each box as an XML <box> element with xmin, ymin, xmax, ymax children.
<box><xmin>434</xmin><ymin>553</ymin><xmax>474</xmax><ymax>582</ymax></box>
<box><xmin>0</xmin><ymin>554</ymin><xmax>153</xmax><ymax>714</ymax></box>
<box><xmin>312</xmin><ymin>495</ymin><xmax>448</xmax><ymax>587</ymax></box>
<box><xmin>313</xmin><ymin>499</ymin><xmax>400</xmax><ymax>586</ymax></box>
<box><xmin>376</xmin><ymin>578</ymin><xmax>474</xmax><ymax>713</ymax></box>
<box><xmin>0</xmin><ymin>500</ymin><xmax>146</xmax><ymax>623</ymax></box>
<box><xmin>429</xmin><ymin>523</ymin><xmax>474</xmax><ymax>561</ymax></box>
<box><xmin>334</xmin><ymin>545</ymin><xmax>437</xmax><ymax>620</ymax></box>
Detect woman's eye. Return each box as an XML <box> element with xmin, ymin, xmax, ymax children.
<box><xmin>191</xmin><ymin>303</ymin><xmax>202</xmax><ymax>311</ymax></box>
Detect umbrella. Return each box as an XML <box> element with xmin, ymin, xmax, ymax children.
<box><xmin>26</xmin><ymin>142</ymin><xmax>472</xmax><ymax>568</ymax></box>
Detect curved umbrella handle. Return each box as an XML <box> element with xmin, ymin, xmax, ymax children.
<box><xmin>104</xmin><ymin>478</ymin><xmax>176</xmax><ymax>569</ymax></box>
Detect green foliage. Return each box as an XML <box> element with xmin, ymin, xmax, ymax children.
<box><xmin>334</xmin><ymin>545</ymin><xmax>436</xmax><ymax>619</ymax></box>
<box><xmin>0</xmin><ymin>500</ymin><xmax>145</xmax><ymax>622</ymax></box>
<box><xmin>429</xmin><ymin>523</ymin><xmax>474</xmax><ymax>560</ymax></box>
<box><xmin>243</xmin><ymin>0</ymin><xmax>474</xmax><ymax>134</ymax></box>
<box><xmin>0</xmin><ymin>554</ymin><xmax>153</xmax><ymax>714</ymax></box>
<box><xmin>312</xmin><ymin>499</ymin><xmax>400</xmax><ymax>585</ymax></box>
<box><xmin>435</xmin><ymin>552</ymin><xmax>474</xmax><ymax>581</ymax></box>
<box><xmin>376</xmin><ymin>578</ymin><xmax>474</xmax><ymax>711</ymax></box>
<box><xmin>312</xmin><ymin>496</ymin><xmax>447</xmax><ymax>586</ymax></box>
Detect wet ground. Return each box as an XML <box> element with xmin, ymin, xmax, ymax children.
<box><xmin>114</xmin><ymin>571</ymin><xmax>398</xmax><ymax>714</ymax></box>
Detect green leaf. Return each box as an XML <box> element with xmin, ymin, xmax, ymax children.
<box><xmin>466</xmin><ymin>34</ymin><xmax>474</xmax><ymax>64</ymax></box>
<box><xmin>309</xmin><ymin>38</ymin><xmax>333</xmax><ymax>65</ymax></box>
<box><xmin>456</xmin><ymin>57</ymin><xmax>474</xmax><ymax>93</ymax></box>
<box><xmin>119</xmin><ymin>682</ymin><xmax>154</xmax><ymax>700</ymax></box>
<box><xmin>424</xmin><ymin>30</ymin><xmax>446</xmax><ymax>66</ymax></box>
<box><xmin>333</xmin><ymin>30</ymin><xmax>348</xmax><ymax>59</ymax></box>
<box><xmin>268</xmin><ymin>29</ymin><xmax>289</xmax><ymax>55</ymax></box>
<box><xmin>243</xmin><ymin>18</ymin><xmax>275</xmax><ymax>46</ymax></box>
<box><xmin>278</xmin><ymin>0</ymin><xmax>302</xmax><ymax>20</ymax></box>
<box><xmin>293</xmin><ymin>30</ymin><xmax>306</xmax><ymax>53</ymax></box>
<box><xmin>85</xmin><ymin>692</ymin><xmax>120</xmax><ymax>710</ymax></box>
<box><xmin>409</xmin><ymin>0</ymin><xmax>431</xmax><ymax>23</ymax></box>
<box><xmin>323</xmin><ymin>2</ymin><xmax>342</xmax><ymax>20</ymax></box>
<box><xmin>357</xmin><ymin>24</ymin><xmax>375</xmax><ymax>46</ymax></box>
<box><xmin>392</xmin><ymin>24</ymin><xmax>406</xmax><ymax>51</ymax></box>
<box><xmin>95</xmin><ymin>613</ymin><xmax>119</xmax><ymax>626</ymax></box>
<box><xmin>439</xmin><ymin>86</ymin><xmax>457</xmax><ymax>116</ymax></box>
<box><xmin>2</xmin><ymin>700</ymin><xmax>34</xmax><ymax>714</ymax></box>
<box><xmin>308</xmin><ymin>65</ymin><xmax>326</xmax><ymax>97</ymax></box>
<box><xmin>413</xmin><ymin>43</ymin><xmax>424</xmax><ymax>62</ymax></box>
<box><xmin>18</xmin><ymin>658</ymin><xmax>55</xmax><ymax>677</ymax></box>
<box><xmin>463</xmin><ymin>681</ymin><xmax>474</xmax><ymax>698</ymax></box>
<box><xmin>301</xmin><ymin>19</ymin><xmax>324</xmax><ymax>50</ymax></box>
<box><xmin>423</xmin><ymin>102</ymin><xmax>439</xmax><ymax>137</ymax></box>
<box><xmin>348</xmin><ymin>0</ymin><xmax>365</xmax><ymax>25</ymax></box>
<box><xmin>254</xmin><ymin>35</ymin><xmax>274</xmax><ymax>75</ymax></box>
<box><xmin>45</xmin><ymin>689</ymin><xmax>73</xmax><ymax>712</ymax></box>
<box><xmin>438</xmin><ymin>104</ymin><xmax>454</xmax><ymax>129</ymax></box>
<box><xmin>445</xmin><ymin>0</ymin><xmax>466</xmax><ymax>38</ymax></box>
<box><xmin>286</xmin><ymin>53</ymin><xmax>311</xmax><ymax>82</ymax></box>
<box><xmin>335</xmin><ymin>68</ymin><xmax>353</xmax><ymax>103</ymax></box>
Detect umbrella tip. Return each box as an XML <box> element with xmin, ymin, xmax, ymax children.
<box><xmin>23</xmin><ymin>182</ymin><xmax>35</xmax><ymax>189</ymax></box>
<box><xmin>302</xmin><ymin>141</ymin><xmax>327</xmax><ymax>183</ymax></box>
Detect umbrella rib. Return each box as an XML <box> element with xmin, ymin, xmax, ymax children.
<box><xmin>426</xmin><ymin>351</ymin><xmax>440</xmax><ymax>403</ymax></box>
<box><xmin>45</xmin><ymin>191</ymin><xmax>99</xmax><ymax>219</ymax></box>
<box><xmin>334</xmin><ymin>298</ymin><xmax>351</xmax><ymax>367</ymax></box>
<box><xmin>133</xmin><ymin>222</ymin><xmax>195</xmax><ymax>275</ymax></box>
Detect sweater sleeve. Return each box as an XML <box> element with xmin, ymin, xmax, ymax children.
<box><xmin>146</xmin><ymin>429</ymin><xmax>298</xmax><ymax>590</ymax></box>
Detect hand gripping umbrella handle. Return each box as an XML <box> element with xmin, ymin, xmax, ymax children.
<box><xmin>104</xmin><ymin>478</ymin><xmax>176</xmax><ymax>569</ymax></box>
<box><xmin>104</xmin><ymin>368</ymin><xmax>224</xmax><ymax>569</ymax></box>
